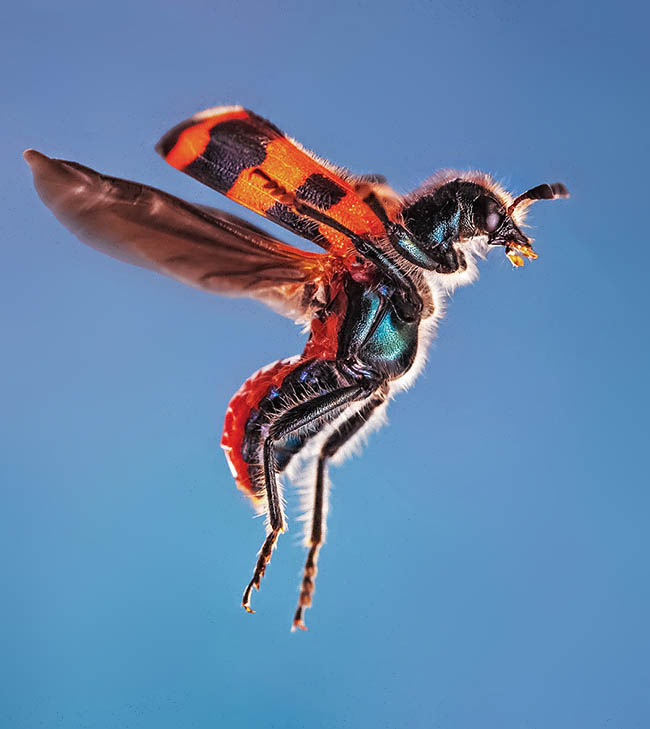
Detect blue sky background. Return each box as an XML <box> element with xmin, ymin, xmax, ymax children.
<box><xmin>2</xmin><ymin>1</ymin><xmax>649</xmax><ymax>727</ymax></box>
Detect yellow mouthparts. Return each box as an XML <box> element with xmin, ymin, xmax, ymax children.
<box><xmin>506</xmin><ymin>242</ymin><xmax>538</xmax><ymax>268</ymax></box>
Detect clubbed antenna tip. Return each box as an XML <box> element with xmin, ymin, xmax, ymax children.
<box><xmin>508</xmin><ymin>181</ymin><xmax>570</xmax><ymax>216</ymax></box>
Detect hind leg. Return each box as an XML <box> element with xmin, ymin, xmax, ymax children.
<box><xmin>241</xmin><ymin>380</ymin><xmax>377</xmax><ymax>614</ymax></box>
<box><xmin>292</xmin><ymin>384</ymin><xmax>389</xmax><ymax>630</ymax></box>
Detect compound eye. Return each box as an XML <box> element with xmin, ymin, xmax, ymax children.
<box><xmin>485</xmin><ymin>211</ymin><xmax>503</xmax><ymax>232</ymax></box>
<box><xmin>475</xmin><ymin>195</ymin><xmax>504</xmax><ymax>233</ymax></box>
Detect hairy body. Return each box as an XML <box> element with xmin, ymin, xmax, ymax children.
<box><xmin>25</xmin><ymin>106</ymin><xmax>567</xmax><ymax>630</ymax></box>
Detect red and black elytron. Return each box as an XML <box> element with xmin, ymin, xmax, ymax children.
<box><xmin>25</xmin><ymin>106</ymin><xmax>568</xmax><ymax>630</ymax></box>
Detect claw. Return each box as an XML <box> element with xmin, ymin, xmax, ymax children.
<box><xmin>242</xmin><ymin>578</ymin><xmax>260</xmax><ymax>613</ymax></box>
<box><xmin>291</xmin><ymin>604</ymin><xmax>309</xmax><ymax>632</ymax></box>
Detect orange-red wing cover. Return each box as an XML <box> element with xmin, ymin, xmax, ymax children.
<box><xmin>156</xmin><ymin>106</ymin><xmax>389</xmax><ymax>258</ymax></box>
<box><xmin>25</xmin><ymin>150</ymin><xmax>328</xmax><ymax>323</ymax></box>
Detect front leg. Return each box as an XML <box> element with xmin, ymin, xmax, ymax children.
<box><xmin>294</xmin><ymin>203</ymin><xmax>423</xmax><ymax>322</ymax></box>
<box><xmin>387</xmin><ymin>221</ymin><xmax>468</xmax><ymax>274</ymax></box>
<box><xmin>242</xmin><ymin>383</ymin><xmax>375</xmax><ymax>614</ymax></box>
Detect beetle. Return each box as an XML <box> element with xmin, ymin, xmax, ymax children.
<box><xmin>25</xmin><ymin>106</ymin><xmax>568</xmax><ymax>630</ymax></box>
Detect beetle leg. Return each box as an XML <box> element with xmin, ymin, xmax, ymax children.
<box><xmin>292</xmin><ymin>384</ymin><xmax>389</xmax><ymax>631</ymax></box>
<box><xmin>242</xmin><ymin>383</ymin><xmax>374</xmax><ymax>614</ymax></box>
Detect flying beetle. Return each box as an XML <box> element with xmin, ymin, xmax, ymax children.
<box><xmin>25</xmin><ymin>106</ymin><xmax>569</xmax><ymax>630</ymax></box>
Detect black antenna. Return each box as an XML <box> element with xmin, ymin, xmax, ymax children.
<box><xmin>508</xmin><ymin>182</ymin><xmax>569</xmax><ymax>216</ymax></box>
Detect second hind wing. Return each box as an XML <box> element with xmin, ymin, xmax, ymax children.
<box><xmin>25</xmin><ymin>150</ymin><xmax>331</xmax><ymax>324</ymax></box>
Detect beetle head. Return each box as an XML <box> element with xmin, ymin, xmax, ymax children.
<box><xmin>394</xmin><ymin>173</ymin><xmax>569</xmax><ymax>272</ymax></box>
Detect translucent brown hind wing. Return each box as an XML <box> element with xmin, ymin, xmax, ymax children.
<box><xmin>25</xmin><ymin>150</ymin><xmax>331</xmax><ymax>323</ymax></box>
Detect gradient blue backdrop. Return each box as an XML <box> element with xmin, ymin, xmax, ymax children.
<box><xmin>3</xmin><ymin>1</ymin><xmax>649</xmax><ymax>727</ymax></box>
